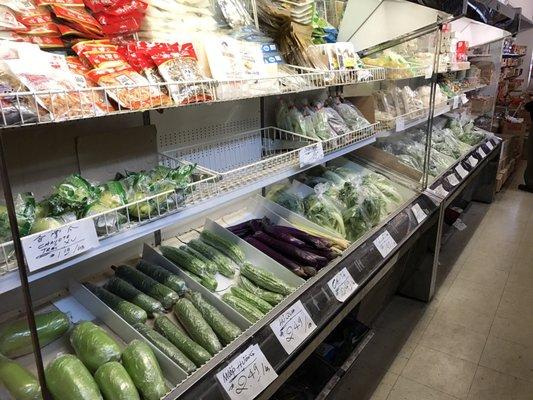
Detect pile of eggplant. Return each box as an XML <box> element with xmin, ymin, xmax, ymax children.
<box><xmin>227</xmin><ymin>218</ymin><xmax>344</xmax><ymax>279</ymax></box>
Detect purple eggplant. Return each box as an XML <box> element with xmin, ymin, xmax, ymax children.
<box><xmin>245</xmin><ymin>237</ymin><xmax>315</xmax><ymax>278</ymax></box>
<box><xmin>250</xmin><ymin>219</ymin><xmax>264</xmax><ymax>233</ymax></box>
<box><xmin>253</xmin><ymin>231</ymin><xmax>329</xmax><ymax>268</ymax></box>
<box><xmin>301</xmin><ymin>245</ymin><xmax>338</xmax><ymax>260</ymax></box>
<box><xmin>231</xmin><ymin>228</ymin><xmax>252</xmax><ymax>238</ymax></box>
<box><xmin>273</xmin><ymin>226</ymin><xmax>334</xmax><ymax>250</ymax></box>
<box><xmin>262</xmin><ymin>224</ymin><xmax>307</xmax><ymax>248</ymax></box>
<box><xmin>227</xmin><ymin>219</ymin><xmax>262</xmax><ymax>233</ymax></box>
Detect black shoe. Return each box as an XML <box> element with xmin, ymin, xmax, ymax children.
<box><xmin>518</xmin><ymin>184</ymin><xmax>533</xmax><ymax>193</ymax></box>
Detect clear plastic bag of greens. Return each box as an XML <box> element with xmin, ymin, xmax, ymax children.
<box><xmin>304</xmin><ymin>185</ymin><xmax>346</xmax><ymax>238</ymax></box>
<box><xmin>276</xmin><ymin>100</ymin><xmax>292</xmax><ymax>132</ymax></box>
<box><xmin>342</xmin><ymin>204</ymin><xmax>371</xmax><ymax>242</ymax></box>
<box><xmin>266</xmin><ymin>182</ymin><xmax>305</xmax><ymax>215</ymax></box>
<box><xmin>48</xmin><ymin>174</ymin><xmax>100</xmax><ymax>216</ymax></box>
<box><xmin>312</xmin><ymin>102</ymin><xmax>334</xmax><ymax>140</ymax></box>
<box><xmin>401</xmin><ymin>86</ymin><xmax>423</xmax><ymax>111</ymax></box>
<box><xmin>331</xmin><ymin>97</ymin><xmax>369</xmax><ymax>130</ymax></box>
<box><xmin>0</xmin><ymin>192</ymin><xmax>36</xmax><ymax>241</ymax></box>
<box><xmin>287</xmin><ymin>104</ymin><xmax>306</xmax><ymax>135</ymax></box>
<box><xmin>324</xmin><ymin>106</ymin><xmax>351</xmax><ymax>135</ymax></box>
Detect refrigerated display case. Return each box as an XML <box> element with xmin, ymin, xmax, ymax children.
<box><xmin>0</xmin><ymin>1</ymin><xmax>510</xmax><ymax>399</ymax></box>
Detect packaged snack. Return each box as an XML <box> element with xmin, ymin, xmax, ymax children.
<box><xmin>215</xmin><ymin>0</ymin><xmax>253</xmax><ymax>28</ymax></box>
<box><xmin>36</xmin><ymin>0</ymin><xmax>85</xmax><ymax>6</ymax></box>
<box><xmin>84</xmin><ymin>50</ymin><xmax>127</xmax><ymax>68</ymax></box>
<box><xmin>86</xmin><ymin>64</ymin><xmax>171</xmax><ymax>109</ymax></box>
<box><xmin>51</xmin><ymin>5</ymin><xmax>103</xmax><ymax>33</ymax></box>
<box><xmin>0</xmin><ymin>5</ymin><xmax>28</xmax><ymax>31</ymax></box>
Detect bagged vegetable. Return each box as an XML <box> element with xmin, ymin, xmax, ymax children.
<box><xmin>266</xmin><ymin>183</ymin><xmax>305</xmax><ymax>214</ymax></box>
<box><xmin>0</xmin><ymin>192</ymin><xmax>36</xmax><ymax>242</ymax></box>
<box><xmin>304</xmin><ymin>188</ymin><xmax>345</xmax><ymax>237</ymax></box>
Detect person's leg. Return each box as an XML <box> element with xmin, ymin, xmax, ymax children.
<box><xmin>518</xmin><ymin>124</ymin><xmax>533</xmax><ymax>192</ymax></box>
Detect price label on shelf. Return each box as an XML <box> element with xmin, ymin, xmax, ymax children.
<box><xmin>425</xmin><ymin>68</ymin><xmax>432</xmax><ymax>79</ymax></box>
<box><xmin>327</xmin><ymin>267</ymin><xmax>358</xmax><ymax>303</ymax></box>
<box><xmin>487</xmin><ymin>141</ymin><xmax>494</xmax><ymax>150</ymax></box>
<box><xmin>299</xmin><ymin>143</ymin><xmax>324</xmax><ymax>167</ymax></box>
<box><xmin>411</xmin><ymin>204</ymin><xmax>427</xmax><ymax>224</ymax></box>
<box><xmin>447</xmin><ymin>174</ymin><xmax>460</xmax><ymax>186</ymax></box>
<box><xmin>461</xmin><ymin>94</ymin><xmax>468</xmax><ymax>104</ymax></box>
<box><xmin>373</xmin><ymin>230</ymin><xmax>397</xmax><ymax>258</ymax></box>
<box><xmin>270</xmin><ymin>300</ymin><xmax>317</xmax><ymax>354</ymax></box>
<box><xmin>478</xmin><ymin>147</ymin><xmax>486</xmax><ymax>158</ymax></box>
<box><xmin>22</xmin><ymin>219</ymin><xmax>99</xmax><ymax>272</ymax></box>
<box><xmin>455</xmin><ymin>164</ymin><xmax>468</xmax><ymax>179</ymax></box>
<box><xmin>395</xmin><ymin>117</ymin><xmax>405</xmax><ymax>132</ymax></box>
<box><xmin>453</xmin><ymin>96</ymin><xmax>460</xmax><ymax>109</ymax></box>
<box><xmin>216</xmin><ymin>344</ymin><xmax>277</xmax><ymax>400</ymax></box>
<box><xmin>468</xmin><ymin>155</ymin><xmax>478</xmax><ymax>167</ymax></box>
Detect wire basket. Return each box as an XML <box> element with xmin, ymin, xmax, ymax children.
<box><xmin>165</xmin><ymin>127</ymin><xmax>319</xmax><ymax>192</ymax></box>
<box><xmin>321</xmin><ymin>123</ymin><xmax>377</xmax><ymax>154</ymax></box>
<box><xmin>381</xmin><ymin>65</ymin><xmax>431</xmax><ymax>80</ymax></box>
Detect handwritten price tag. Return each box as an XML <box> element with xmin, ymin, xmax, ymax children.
<box><xmin>468</xmin><ymin>155</ymin><xmax>478</xmax><ymax>167</ymax></box>
<box><xmin>425</xmin><ymin>68</ymin><xmax>432</xmax><ymax>79</ymax></box>
<box><xmin>22</xmin><ymin>219</ymin><xmax>99</xmax><ymax>272</ymax></box>
<box><xmin>453</xmin><ymin>96</ymin><xmax>460</xmax><ymax>109</ymax></box>
<box><xmin>487</xmin><ymin>141</ymin><xmax>494</xmax><ymax>150</ymax></box>
<box><xmin>447</xmin><ymin>174</ymin><xmax>460</xmax><ymax>186</ymax></box>
<box><xmin>216</xmin><ymin>344</ymin><xmax>277</xmax><ymax>400</ymax></box>
<box><xmin>455</xmin><ymin>164</ymin><xmax>468</xmax><ymax>179</ymax></box>
<box><xmin>411</xmin><ymin>204</ymin><xmax>427</xmax><ymax>224</ymax></box>
<box><xmin>434</xmin><ymin>184</ymin><xmax>449</xmax><ymax>198</ymax></box>
<box><xmin>461</xmin><ymin>94</ymin><xmax>468</xmax><ymax>104</ymax></box>
<box><xmin>396</xmin><ymin>117</ymin><xmax>405</xmax><ymax>132</ymax></box>
<box><xmin>478</xmin><ymin>147</ymin><xmax>486</xmax><ymax>158</ymax></box>
<box><xmin>373</xmin><ymin>230</ymin><xmax>397</xmax><ymax>258</ymax></box>
<box><xmin>270</xmin><ymin>301</ymin><xmax>316</xmax><ymax>354</ymax></box>
<box><xmin>299</xmin><ymin>143</ymin><xmax>324</xmax><ymax>167</ymax></box>
<box><xmin>327</xmin><ymin>267</ymin><xmax>358</xmax><ymax>302</ymax></box>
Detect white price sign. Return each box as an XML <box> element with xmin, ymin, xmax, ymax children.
<box><xmin>216</xmin><ymin>344</ymin><xmax>277</xmax><ymax>400</ymax></box>
<box><xmin>299</xmin><ymin>143</ymin><xmax>324</xmax><ymax>167</ymax></box>
<box><xmin>461</xmin><ymin>94</ymin><xmax>468</xmax><ymax>104</ymax></box>
<box><xmin>396</xmin><ymin>117</ymin><xmax>405</xmax><ymax>132</ymax></box>
<box><xmin>434</xmin><ymin>184</ymin><xmax>449</xmax><ymax>198</ymax></box>
<box><xmin>487</xmin><ymin>141</ymin><xmax>494</xmax><ymax>150</ymax></box>
<box><xmin>425</xmin><ymin>68</ymin><xmax>433</xmax><ymax>79</ymax></box>
<box><xmin>327</xmin><ymin>267</ymin><xmax>358</xmax><ymax>302</ymax></box>
<box><xmin>22</xmin><ymin>219</ymin><xmax>99</xmax><ymax>272</ymax></box>
<box><xmin>455</xmin><ymin>164</ymin><xmax>468</xmax><ymax>179</ymax></box>
<box><xmin>270</xmin><ymin>300</ymin><xmax>316</xmax><ymax>354</ymax></box>
<box><xmin>373</xmin><ymin>230</ymin><xmax>397</xmax><ymax>258</ymax></box>
<box><xmin>478</xmin><ymin>147</ymin><xmax>486</xmax><ymax>158</ymax></box>
<box><xmin>447</xmin><ymin>174</ymin><xmax>460</xmax><ymax>186</ymax></box>
<box><xmin>468</xmin><ymin>155</ymin><xmax>478</xmax><ymax>167</ymax></box>
<box><xmin>411</xmin><ymin>203</ymin><xmax>427</xmax><ymax>224</ymax></box>
<box><xmin>453</xmin><ymin>96</ymin><xmax>460</xmax><ymax>109</ymax></box>
<box><xmin>453</xmin><ymin>219</ymin><xmax>467</xmax><ymax>231</ymax></box>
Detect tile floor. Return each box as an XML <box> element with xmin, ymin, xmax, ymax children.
<box><xmin>330</xmin><ymin>164</ymin><xmax>533</xmax><ymax>400</ymax></box>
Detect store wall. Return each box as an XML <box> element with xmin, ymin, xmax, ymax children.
<box><xmin>508</xmin><ymin>0</ymin><xmax>533</xmax><ymax>20</ymax></box>
<box><xmin>515</xmin><ymin>28</ymin><xmax>533</xmax><ymax>92</ymax></box>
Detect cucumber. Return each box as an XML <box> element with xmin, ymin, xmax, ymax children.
<box><xmin>230</xmin><ymin>287</ymin><xmax>273</xmax><ymax>314</ymax></box>
<box><xmin>0</xmin><ymin>354</ymin><xmax>41</xmax><ymax>400</ymax></box>
<box><xmin>122</xmin><ymin>340</ymin><xmax>167</xmax><ymax>400</ymax></box>
<box><xmin>180</xmin><ymin>245</ymin><xmax>217</xmax><ymax>276</ymax></box>
<box><xmin>173</xmin><ymin>298</ymin><xmax>222</xmax><ymax>355</ymax></box>
<box><xmin>241</xmin><ymin>263</ymin><xmax>294</xmax><ymax>295</ymax></box>
<box><xmin>85</xmin><ymin>283</ymin><xmax>147</xmax><ymax>325</ymax></box>
<box><xmin>200</xmin><ymin>230</ymin><xmax>245</xmax><ymax>265</ymax></box>
<box><xmin>136</xmin><ymin>260</ymin><xmax>187</xmax><ymax>295</ymax></box>
<box><xmin>0</xmin><ymin>310</ymin><xmax>70</xmax><ymax>358</ymax></box>
<box><xmin>239</xmin><ymin>276</ymin><xmax>284</xmax><ymax>305</ymax></box>
<box><xmin>113</xmin><ymin>265</ymin><xmax>179</xmax><ymax>309</ymax></box>
<box><xmin>70</xmin><ymin>321</ymin><xmax>122</xmax><ymax>373</ymax></box>
<box><xmin>134</xmin><ymin>324</ymin><xmax>196</xmax><ymax>374</ymax></box>
<box><xmin>160</xmin><ymin>246</ymin><xmax>207</xmax><ymax>277</ymax></box>
<box><xmin>105</xmin><ymin>277</ymin><xmax>164</xmax><ymax>317</ymax></box>
<box><xmin>185</xmin><ymin>292</ymin><xmax>242</xmax><ymax>345</ymax></box>
<box><xmin>154</xmin><ymin>316</ymin><xmax>211</xmax><ymax>367</ymax></box>
<box><xmin>188</xmin><ymin>239</ymin><xmax>236</xmax><ymax>278</ymax></box>
<box><xmin>184</xmin><ymin>271</ymin><xmax>217</xmax><ymax>292</ymax></box>
<box><xmin>94</xmin><ymin>362</ymin><xmax>140</xmax><ymax>400</ymax></box>
<box><xmin>45</xmin><ymin>354</ymin><xmax>103</xmax><ymax>400</ymax></box>
<box><xmin>222</xmin><ymin>294</ymin><xmax>264</xmax><ymax>323</ymax></box>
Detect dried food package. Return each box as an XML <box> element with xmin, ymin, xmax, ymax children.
<box><xmin>86</xmin><ymin>64</ymin><xmax>171</xmax><ymax>109</ymax></box>
<box><xmin>150</xmin><ymin>43</ymin><xmax>213</xmax><ymax>105</ymax></box>
<box><xmin>390</xmin><ymin>86</ymin><xmax>405</xmax><ymax>116</ymax></box>
<box><xmin>400</xmin><ymin>86</ymin><xmax>423</xmax><ymax>112</ymax></box>
<box><xmin>0</xmin><ymin>5</ymin><xmax>28</xmax><ymax>31</ymax></box>
<box><xmin>215</xmin><ymin>0</ymin><xmax>253</xmax><ymax>28</ymax></box>
<box><xmin>5</xmin><ymin>58</ymin><xmax>105</xmax><ymax>120</ymax></box>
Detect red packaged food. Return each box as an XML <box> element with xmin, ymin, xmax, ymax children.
<box><xmin>84</xmin><ymin>50</ymin><xmax>127</xmax><ymax>68</ymax></box>
<box><xmin>23</xmin><ymin>35</ymin><xmax>64</xmax><ymax>48</ymax></box>
<box><xmin>0</xmin><ymin>5</ymin><xmax>28</xmax><ymax>31</ymax></box>
<box><xmin>36</xmin><ymin>0</ymin><xmax>85</xmax><ymax>6</ymax></box>
<box><xmin>16</xmin><ymin>22</ymin><xmax>61</xmax><ymax>36</ymax></box>
<box><xmin>85</xmin><ymin>64</ymin><xmax>171</xmax><ymax>109</ymax></box>
<box><xmin>17</xmin><ymin>12</ymin><xmax>53</xmax><ymax>26</ymax></box>
<box><xmin>104</xmin><ymin>0</ymin><xmax>146</xmax><ymax>16</ymax></box>
<box><xmin>84</xmin><ymin>0</ymin><xmax>115</xmax><ymax>13</ymax></box>
<box><xmin>100</xmin><ymin>15</ymin><xmax>139</xmax><ymax>35</ymax></box>
<box><xmin>51</xmin><ymin>5</ymin><xmax>102</xmax><ymax>30</ymax></box>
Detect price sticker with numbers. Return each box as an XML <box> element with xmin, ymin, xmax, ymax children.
<box><xmin>22</xmin><ymin>219</ymin><xmax>99</xmax><ymax>272</ymax></box>
<box><xmin>216</xmin><ymin>344</ymin><xmax>277</xmax><ymax>400</ymax></box>
<box><xmin>270</xmin><ymin>300</ymin><xmax>316</xmax><ymax>354</ymax></box>
<box><xmin>411</xmin><ymin>203</ymin><xmax>427</xmax><ymax>224</ymax></box>
<box><xmin>434</xmin><ymin>184</ymin><xmax>449</xmax><ymax>198</ymax></box>
<box><xmin>487</xmin><ymin>141</ymin><xmax>494</xmax><ymax>150</ymax></box>
<box><xmin>455</xmin><ymin>164</ymin><xmax>468</xmax><ymax>178</ymax></box>
<box><xmin>299</xmin><ymin>142</ymin><xmax>324</xmax><ymax>167</ymax></box>
<box><xmin>478</xmin><ymin>147</ymin><xmax>486</xmax><ymax>158</ymax></box>
<box><xmin>327</xmin><ymin>267</ymin><xmax>358</xmax><ymax>302</ymax></box>
<box><xmin>468</xmin><ymin>155</ymin><xmax>478</xmax><ymax>167</ymax></box>
<box><xmin>447</xmin><ymin>174</ymin><xmax>460</xmax><ymax>186</ymax></box>
<box><xmin>373</xmin><ymin>230</ymin><xmax>397</xmax><ymax>258</ymax></box>
<box><xmin>461</xmin><ymin>93</ymin><xmax>468</xmax><ymax>104</ymax></box>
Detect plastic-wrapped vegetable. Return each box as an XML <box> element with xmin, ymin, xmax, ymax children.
<box><xmin>265</xmin><ymin>183</ymin><xmax>305</xmax><ymax>214</ymax></box>
<box><xmin>331</xmin><ymin>97</ymin><xmax>369</xmax><ymax>130</ymax></box>
<box><xmin>343</xmin><ymin>205</ymin><xmax>371</xmax><ymax>242</ymax></box>
<box><xmin>304</xmin><ymin>192</ymin><xmax>345</xmax><ymax>237</ymax></box>
<box><xmin>0</xmin><ymin>192</ymin><xmax>36</xmax><ymax>241</ymax></box>
<box><xmin>324</xmin><ymin>106</ymin><xmax>351</xmax><ymax>135</ymax></box>
<box><xmin>0</xmin><ymin>354</ymin><xmax>42</xmax><ymax>400</ymax></box>
<box><xmin>49</xmin><ymin>174</ymin><xmax>99</xmax><ymax>215</ymax></box>
<box><xmin>94</xmin><ymin>362</ymin><xmax>140</xmax><ymax>400</ymax></box>
<box><xmin>312</xmin><ymin>103</ymin><xmax>334</xmax><ymax>139</ymax></box>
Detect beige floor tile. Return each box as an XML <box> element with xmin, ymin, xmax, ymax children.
<box><xmin>456</xmin><ymin>262</ymin><xmax>509</xmax><ymax>292</ymax></box>
<box><xmin>467</xmin><ymin>365</ymin><xmax>533</xmax><ymax>400</ymax></box>
<box><xmin>388</xmin><ymin>376</ymin><xmax>458</xmax><ymax>400</ymax></box>
<box><xmin>420</xmin><ymin>319</ymin><xmax>487</xmax><ymax>363</ymax></box>
<box><xmin>497</xmin><ymin>283</ymin><xmax>533</xmax><ymax>324</ymax></box>
<box><xmin>369</xmin><ymin>383</ymin><xmax>394</xmax><ymax>400</ymax></box>
<box><xmin>490</xmin><ymin>315</ymin><xmax>533</xmax><ymax>348</ymax></box>
<box><xmin>480</xmin><ymin>335</ymin><xmax>533</xmax><ymax>383</ymax></box>
<box><xmin>507</xmin><ymin>258</ymin><xmax>533</xmax><ymax>289</ymax></box>
<box><xmin>402</xmin><ymin>345</ymin><xmax>477</xmax><ymax>399</ymax></box>
<box><xmin>432</xmin><ymin>295</ymin><xmax>495</xmax><ymax>335</ymax></box>
<box><xmin>389</xmin><ymin>354</ymin><xmax>410</xmax><ymax>375</ymax></box>
<box><xmin>463</xmin><ymin>244</ymin><xmax>519</xmax><ymax>272</ymax></box>
<box><xmin>445</xmin><ymin>278</ymin><xmax>503</xmax><ymax>313</ymax></box>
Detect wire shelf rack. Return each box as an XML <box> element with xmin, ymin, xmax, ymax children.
<box><xmin>165</xmin><ymin>127</ymin><xmax>319</xmax><ymax>192</ymax></box>
<box><xmin>0</xmin><ymin>154</ymin><xmax>218</xmax><ymax>275</ymax></box>
<box><xmin>0</xmin><ymin>66</ymin><xmax>385</xmax><ymax>129</ymax></box>
<box><xmin>321</xmin><ymin>123</ymin><xmax>378</xmax><ymax>154</ymax></box>
<box><xmin>378</xmin><ymin>65</ymin><xmax>431</xmax><ymax>80</ymax></box>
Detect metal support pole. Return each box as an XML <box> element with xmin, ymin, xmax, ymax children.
<box><xmin>0</xmin><ymin>132</ymin><xmax>51</xmax><ymax>400</ymax></box>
